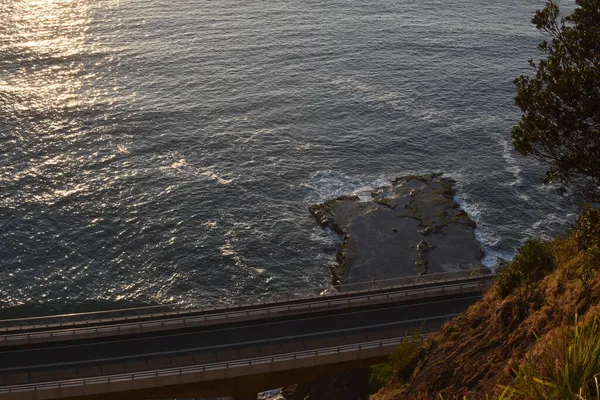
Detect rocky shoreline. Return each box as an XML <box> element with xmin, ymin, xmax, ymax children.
<box><xmin>309</xmin><ymin>174</ymin><xmax>484</xmax><ymax>285</ymax></box>
<box><xmin>264</xmin><ymin>175</ymin><xmax>486</xmax><ymax>400</ymax></box>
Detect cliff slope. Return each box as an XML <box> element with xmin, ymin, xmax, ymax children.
<box><xmin>373</xmin><ymin>208</ymin><xmax>600</xmax><ymax>399</ymax></box>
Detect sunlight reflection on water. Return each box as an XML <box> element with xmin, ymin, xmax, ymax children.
<box><xmin>0</xmin><ymin>0</ymin><xmax>578</xmax><ymax>315</ymax></box>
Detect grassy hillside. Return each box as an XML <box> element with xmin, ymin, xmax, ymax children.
<box><xmin>371</xmin><ymin>207</ymin><xmax>600</xmax><ymax>399</ymax></box>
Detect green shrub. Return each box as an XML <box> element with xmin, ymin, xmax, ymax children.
<box><xmin>369</xmin><ymin>362</ymin><xmax>395</xmax><ymax>391</ymax></box>
<box><xmin>495</xmin><ymin>239</ymin><xmax>555</xmax><ymax>297</ymax></box>
<box><xmin>573</xmin><ymin>206</ymin><xmax>600</xmax><ymax>257</ymax></box>
<box><xmin>369</xmin><ymin>331</ymin><xmax>423</xmax><ymax>392</ymax></box>
<box><xmin>502</xmin><ymin>316</ymin><xmax>600</xmax><ymax>399</ymax></box>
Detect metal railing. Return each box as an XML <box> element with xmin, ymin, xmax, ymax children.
<box><xmin>0</xmin><ymin>268</ymin><xmax>493</xmax><ymax>332</ymax></box>
<box><xmin>335</xmin><ymin>267</ymin><xmax>491</xmax><ymax>292</ymax></box>
<box><xmin>0</xmin><ymin>279</ymin><xmax>491</xmax><ymax>344</ymax></box>
<box><xmin>0</xmin><ymin>303</ymin><xmax>178</xmax><ymax>327</ymax></box>
<box><xmin>0</xmin><ymin>334</ymin><xmax>432</xmax><ymax>395</ymax></box>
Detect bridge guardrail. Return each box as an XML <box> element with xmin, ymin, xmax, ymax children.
<box><xmin>0</xmin><ymin>334</ymin><xmax>432</xmax><ymax>395</ymax></box>
<box><xmin>0</xmin><ymin>280</ymin><xmax>491</xmax><ymax>345</ymax></box>
<box><xmin>0</xmin><ymin>268</ymin><xmax>493</xmax><ymax>333</ymax></box>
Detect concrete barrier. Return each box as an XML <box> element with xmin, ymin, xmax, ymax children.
<box><xmin>0</xmin><ymin>337</ymin><xmax>416</xmax><ymax>400</ymax></box>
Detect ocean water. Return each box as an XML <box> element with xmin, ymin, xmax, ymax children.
<box><xmin>0</xmin><ymin>0</ymin><xmax>578</xmax><ymax>316</ymax></box>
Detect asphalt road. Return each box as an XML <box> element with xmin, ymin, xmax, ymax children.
<box><xmin>0</xmin><ymin>292</ymin><xmax>481</xmax><ymax>385</ymax></box>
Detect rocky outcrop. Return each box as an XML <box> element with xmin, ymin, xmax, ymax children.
<box><xmin>309</xmin><ymin>174</ymin><xmax>483</xmax><ymax>285</ymax></box>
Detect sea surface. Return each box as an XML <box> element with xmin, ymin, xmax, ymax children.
<box><xmin>0</xmin><ymin>0</ymin><xmax>578</xmax><ymax>316</ymax></box>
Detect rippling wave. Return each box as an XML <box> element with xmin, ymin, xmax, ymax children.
<box><xmin>0</xmin><ymin>0</ymin><xmax>577</xmax><ymax>316</ymax></box>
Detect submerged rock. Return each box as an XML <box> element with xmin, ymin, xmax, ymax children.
<box><xmin>309</xmin><ymin>174</ymin><xmax>483</xmax><ymax>284</ymax></box>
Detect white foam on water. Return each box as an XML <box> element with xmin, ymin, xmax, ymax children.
<box><xmin>494</xmin><ymin>133</ymin><xmax>532</xmax><ymax>202</ymax></box>
<box><xmin>309</xmin><ymin>225</ymin><xmax>343</xmax><ymax>246</ymax></box>
<box><xmin>158</xmin><ymin>152</ymin><xmax>234</xmax><ymax>184</ymax></box>
<box><xmin>330</xmin><ymin>77</ymin><xmax>453</xmax><ymax>125</ymax></box>
<box><xmin>517</xmin><ymin>192</ymin><xmax>531</xmax><ymax>202</ymax></box>
<box><xmin>305</xmin><ymin>170</ymin><xmax>547</xmax><ymax>269</ymax></box>
<box><xmin>219</xmin><ymin>232</ymin><xmax>247</xmax><ymax>270</ymax></box>
<box><xmin>477</xmin><ymin>231</ymin><xmax>518</xmax><ymax>267</ymax></box>
<box><xmin>532</xmin><ymin>212</ymin><xmax>577</xmax><ymax>229</ymax></box>
<box><xmin>116</xmin><ymin>143</ymin><xmax>129</xmax><ymax>154</ymax></box>
<box><xmin>480</xmin><ymin>247</ymin><xmax>519</xmax><ymax>269</ymax></box>
<box><xmin>489</xmin><ymin>133</ymin><xmax>531</xmax><ymax>206</ymax></box>
<box><xmin>201</xmin><ymin>221</ymin><xmax>218</xmax><ymax>229</ymax></box>
<box><xmin>447</xmin><ymin>171</ymin><xmax>517</xmax><ymax>267</ymax></box>
<box><xmin>456</xmin><ymin>194</ymin><xmax>513</xmax><ymax>267</ymax></box>
<box><xmin>524</xmin><ymin>212</ymin><xmax>577</xmax><ymax>240</ymax></box>
<box><xmin>453</xmin><ymin>193</ymin><xmax>485</xmax><ymax>222</ymax></box>
<box><xmin>235</xmin><ymin>128</ymin><xmax>274</xmax><ymax>144</ymax></box>
<box><xmin>199</xmin><ymin>169</ymin><xmax>233</xmax><ymax>185</ymax></box>
<box><xmin>301</xmin><ymin>170</ymin><xmax>391</xmax><ymax>204</ymax></box>
<box><xmin>219</xmin><ymin>239</ymin><xmax>237</xmax><ymax>257</ymax></box>
<box><xmin>500</xmin><ymin>138</ymin><xmax>523</xmax><ymax>186</ymax></box>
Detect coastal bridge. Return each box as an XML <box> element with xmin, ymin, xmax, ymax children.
<box><xmin>0</xmin><ymin>269</ymin><xmax>495</xmax><ymax>400</ymax></box>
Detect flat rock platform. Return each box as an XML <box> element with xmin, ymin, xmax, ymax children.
<box><xmin>309</xmin><ymin>174</ymin><xmax>484</xmax><ymax>284</ymax></box>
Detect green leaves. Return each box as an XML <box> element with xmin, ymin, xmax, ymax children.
<box><xmin>495</xmin><ymin>239</ymin><xmax>556</xmax><ymax>297</ymax></box>
<box><xmin>505</xmin><ymin>315</ymin><xmax>600</xmax><ymax>399</ymax></box>
<box><xmin>512</xmin><ymin>0</ymin><xmax>600</xmax><ymax>199</ymax></box>
<box><xmin>573</xmin><ymin>206</ymin><xmax>600</xmax><ymax>257</ymax></box>
<box><xmin>532</xmin><ymin>1</ymin><xmax>560</xmax><ymax>31</ymax></box>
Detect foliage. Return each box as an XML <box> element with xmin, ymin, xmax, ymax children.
<box><xmin>502</xmin><ymin>315</ymin><xmax>600</xmax><ymax>399</ymax></box>
<box><xmin>495</xmin><ymin>239</ymin><xmax>556</xmax><ymax>297</ymax></box>
<box><xmin>369</xmin><ymin>362</ymin><xmax>395</xmax><ymax>392</ymax></box>
<box><xmin>369</xmin><ymin>330</ymin><xmax>423</xmax><ymax>391</ymax></box>
<box><xmin>438</xmin><ymin>391</ymin><xmax>514</xmax><ymax>400</ymax></box>
<box><xmin>573</xmin><ymin>206</ymin><xmax>600</xmax><ymax>257</ymax></box>
<box><xmin>512</xmin><ymin>0</ymin><xmax>600</xmax><ymax>199</ymax></box>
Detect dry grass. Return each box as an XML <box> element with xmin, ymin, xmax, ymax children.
<box><xmin>503</xmin><ymin>315</ymin><xmax>600</xmax><ymax>399</ymax></box>
<box><xmin>371</xmin><ymin>208</ymin><xmax>600</xmax><ymax>399</ymax></box>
